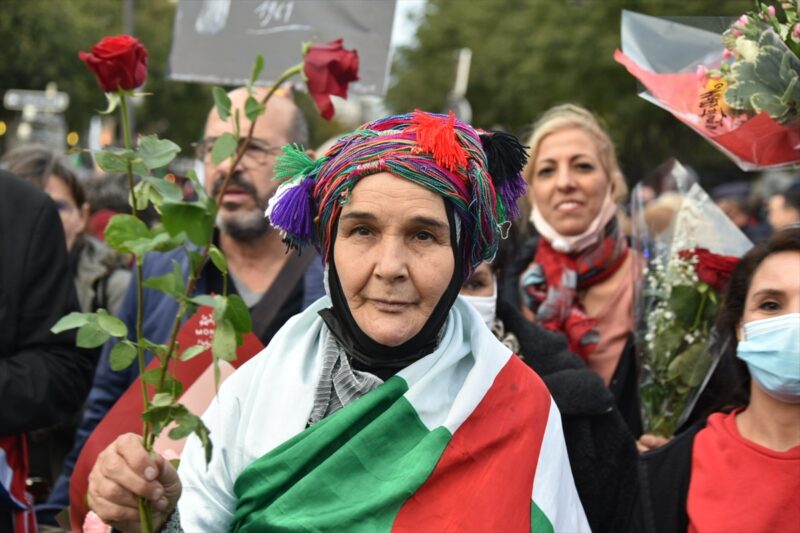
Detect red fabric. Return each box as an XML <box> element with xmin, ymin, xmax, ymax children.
<box><xmin>687</xmin><ymin>411</ymin><xmax>800</xmax><ymax>533</ymax></box>
<box><xmin>614</xmin><ymin>49</ymin><xmax>800</xmax><ymax>169</ymax></box>
<box><xmin>68</xmin><ymin>307</ymin><xmax>264</xmax><ymax>529</ymax></box>
<box><xmin>520</xmin><ymin>223</ymin><xmax>629</xmax><ymax>361</ymax></box>
<box><xmin>303</xmin><ymin>39</ymin><xmax>359</xmax><ymax>120</ymax></box>
<box><xmin>88</xmin><ymin>209</ymin><xmax>116</xmax><ymax>242</ymax></box>
<box><xmin>78</xmin><ymin>35</ymin><xmax>148</xmax><ymax>93</ymax></box>
<box><xmin>392</xmin><ymin>356</ymin><xmax>550</xmax><ymax>532</ymax></box>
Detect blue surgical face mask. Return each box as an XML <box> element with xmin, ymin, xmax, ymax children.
<box><xmin>736</xmin><ymin>313</ymin><xmax>800</xmax><ymax>404</ymax></box>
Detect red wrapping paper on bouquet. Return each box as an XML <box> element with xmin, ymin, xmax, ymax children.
<box><xmin>614</xmin><ymin>48</ymin><xmax>800</xmax><ymax>169</ymax></box>
<box><xmin>68</xmin><ymin>307</ymin><xmax>264</xmax><ymax>530</ymax></box>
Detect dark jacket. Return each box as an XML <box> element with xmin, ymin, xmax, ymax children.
<box><xmin>502</xmin><ymin>235</ymin><xmax>643</xmax><ymax>437</ymax></box>
<box><xmin>632</xmin><ymin>420</ymin><xmax>706</xmax><ymax>533</ymax></box>
<box><xmin>41</xmin><ymin>241</ymin><xmax>325</xmax><ymax>523</ymax></box>
<box><xmin>498</xmin><ymin>299</ymin><xmax>639</xmax><ymax>533</ymax></box>
<box><xmin>0</xmin><ymin>171</ymin><xmax>95</xmax><ymax>532</ymax></box>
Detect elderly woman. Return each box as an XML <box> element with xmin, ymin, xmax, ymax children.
<box><xmin>635</xmin><ymin>227</ymin><xmax>800</xmax><ymax>532</ymax></box>
<box><xmin>503</xmin><ymin>104</ymin><xmax>641</xmax><ymax>434</ymax></box>
<box><xmin>87</xmin><ymin>112</ymin><xmax>589</xmax><ymax>532</ymax></box>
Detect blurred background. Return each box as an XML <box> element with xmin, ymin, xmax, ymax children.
<box><xmin>0</xmin><ymin>0</ymin><xmax>793</xmax><ymax>187</ymax></box>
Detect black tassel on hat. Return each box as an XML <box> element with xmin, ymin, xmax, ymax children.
<box><xmin>479</xmin><ymin>130</ymin><xmax>528</xmax><ymax>220</ymax></box>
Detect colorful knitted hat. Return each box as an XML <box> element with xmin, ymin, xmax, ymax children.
<box><xmin>265</xmin><ymin>110</ymin><xmax>527</xmax><ymax>277</ymax></box>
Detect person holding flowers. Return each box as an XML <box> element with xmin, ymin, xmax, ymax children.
<box><xmin>635</xmin><ymin>226</ymin><xmax>800</xmax><ymax>533</ymax></box>
<box><xmin>504</xmin><ymin>104</ymin><xmax>642</xmax><ymax>435</ymax></box>
<box><xmin>86</xmin><ymin>111</ymin><xmax>589</xmax><ymax>532</ymax></box>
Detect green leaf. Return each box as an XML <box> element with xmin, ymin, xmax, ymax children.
<box><xmin>212</xmin><ymin>87</ymin><xmax>231</xmax><ymax>121</ymax></box>
<box><xmin>94</xmin><ymin>150</ymin><xmax>129</xmax><ymax>173</ymax></box>
<box><xmin>141</xmin><ymin>368</ymin><xmax>163</xmax><ymax>385</ymax></box>
<box><xmin>104</xmin><ymin>214</ymin><xmax>152</xmax><ymax>256</ymax></box>
<box><xmin>244</xmin><ymin>96</ymin><xmax>265</xmax><ymax>122</ymax></box>
<box><xmin>181</xmin><ymin>344</ymin><xmax>208</xmax><ymax>361</ymax></box>
<box><xmin>226</xmin><ymin>294</ymin><xmax>252</xmax><ymax>334</ymax></box>
<box><xmin>109</xmin><ymin>340</ymin><xmax>138</xmax><ymax>371</ymax></box>
<box><xmin>194</xmin><ymin>418</ymin><xmax>213</xmax><ymax>465</ymax></box>
<box><xmin>76</xmin><ymin>322</ymin><xmax>111</xmax><ymax>348</ymax></box>
<box><xmin>152</xmin><ymin>392</ymin><xmax>175</xmax><ymax>407</ymax></box>
<box><xmin>143</xmin><ymin>176</ymin><xmax>183</xmax><ymax>203</ymax></box>
<box><xmin>668</xmin><ymin>285</ymin><xmax>702</xmax><ymax>326</ymax></box>
<box><xmin>168</xmin><ymin>409</ymin><xmax>200</xmax><ymax>440</ymax></box>
<box><xmin>751</xmin><ymin>92</ymin><xmax>790</xmax><ymax>119</ymax></box>
<box><xmin>211</xmin><ymin>132</ymin><xmax>238</xmax><ymax>165</ymax></box>
<box><xmin>139</xmin><ymin>135</ymin><xmax>181</xmax><ymax>170</ymax></box>
<box><xmin>209</xmin><ymin>244</ymin><xmax>227</xmax><ymax>274</ymax></box>
<box><xmin>248</xmin><ymin>54</ymin><xmax>265</xmax><ymax>92</ymax></box>
<box><xmin>142</xmin><ymin>260</ymin><xmax>185</xmax><ymax>298</ymax></box>
<box><xmin>142</xmin><ymin>403</ymin><xmax>189</xmax><ymax>437</ymax></box>
<box><xmin>97</xmin><ymin>312</ymin><xmax>128</xmax><ymax>338</ymax></box>
<box><xmin>51</xmin><ymin>312</ymin><xmax>90</xmax><ymax>334</ymax></box>
<box><xmin>190</xmin><ymin>294</ymin><xmax>218</xmax><ymax>308</ymax></box>
<box><xmin>676</xmin><ymin>341</ymin><xmax>713</xmax><ymax>388</ymax></box>
<box><xmin>211</xmin><ymin>318</ymin><xmax>237</xmax><ymax>362</ymax></box>
<box><xmin>161</xmin><ymin>203</ymin><xmax>214</xmax><ymax>247</ymax></box>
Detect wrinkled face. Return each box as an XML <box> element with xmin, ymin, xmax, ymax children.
<box><xmin>530</xmin><ymin>128</ymin><xmax>610</xmax><ymax>236</ymax></box>
<box><xmin>741</xmin><ymin>251</ymin><xmax>800</xmax><ymax>329</ymax></box>
<box><xmin>45</xmin><ymin>175</ymin><xmax>87</xmax><ymax>251</ymax></box>
<box><xmin>334</xmin><ymin>172</ymin><xmax>455</xmax><ymax>346</ymax></box>
<box><xmin>201</xmin><ymin>92</ymin><xmax>293</xmax><ymax>241</ymax></box>
<box><xmin>768</xmin><ymin>195</ymin><xmax>800</xmax><ymax>230</ymax></box>
<box><xmin>460</xmin><ymin>262</ymin><xmax>494</xmax><ymax>297</ymax></box>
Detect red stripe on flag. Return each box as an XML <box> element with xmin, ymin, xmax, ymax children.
<box><xmin>392</xmin><ymin>355</ymin><xmax>551</xmax><ymax>532</ymax></box>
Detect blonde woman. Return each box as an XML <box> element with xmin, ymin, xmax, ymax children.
<box><xmin>503</xmin><ymin>104</ymin><xmax>641</xmax><ymax>435</ymax></box>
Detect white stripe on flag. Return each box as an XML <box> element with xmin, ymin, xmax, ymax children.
<box><xmin>532</xmin><ymin>400</ymin><xmax>591</xmax><ymax>532</ymax></box>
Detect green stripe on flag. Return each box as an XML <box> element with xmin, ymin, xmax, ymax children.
<box><xmin>231</xmin><ymin>376</ymin><xmax>451</xmax><ymax>532</ymax></box>
<box><xmin>531</xmin><ymin>501</ymin><xmax>555</xmax><ymax>533</ymax></box>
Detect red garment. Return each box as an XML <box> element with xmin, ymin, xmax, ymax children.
<box><xmin>688</xmin><ymin>411</ymin><xmax>800</xmax><ymax>533</ymax></box>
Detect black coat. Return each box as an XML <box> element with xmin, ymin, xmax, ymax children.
<box><xmin>0</xmin><ymin>171</ymin><xmax>95</xmax><ymax>531</ymax></box>
<box><xmin>498</xmin><ymin>299</ymin><xmax>639</xmax><ymax>533</ymax></box>
<box><xmin>631</xmin><ymin>420</ymin><xmax>706</xmax><ymax>533</ymax></box>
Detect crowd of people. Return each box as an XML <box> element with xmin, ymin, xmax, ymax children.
<box><xmin>1</xmin><ymin>86</ymin><xmax>798</xmax><ymax>533</ymax></box>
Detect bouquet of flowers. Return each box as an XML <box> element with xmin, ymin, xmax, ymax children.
<box><xmin>614</xmin><ymin>3</ymin><xmax>800</xmax><ymax>171</ymax></box>
<box><xmin>631</xmin><ymin>161</ymin><xmax>752</xmax><ymax>437</ymax></box>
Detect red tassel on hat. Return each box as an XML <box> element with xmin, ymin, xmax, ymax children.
<box><xmin>411</xmin><ymin>110</ymin><xmax>468</xmax><ymax>173</ymax></box>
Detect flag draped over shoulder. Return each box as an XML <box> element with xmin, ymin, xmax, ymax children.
<box><xmin>177</xmin><ymin>297</ymin><xmax>589</xmax><ymax>532</ymax></box>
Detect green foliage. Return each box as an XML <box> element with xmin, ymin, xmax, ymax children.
<box><xmin>139</xmin><ymin>135</ymin><xmax>181</xmax><ymax>170</ymax></box>
<box><xmin>212</xmin><ymin>87</ymin><xmax>232</xmax><ymax>121</ymax></box>
<box><xmin>386</xmin><ymin>0</ymin><xmax>756</xmax><ymax>179</ymax></box>
<box><xmin>160</xmin><ymin>202</ymin><xmax>215</xmax><ymax>247</ymax></box>
<box><xmin>245</xmin><ymin>96</ymin><xmax>266</xmax><ymax>122</ymax></box>
<box><xmin>211</xmin><ymin>133</ymin><xmax>238</xmax><ymax>165</ymax></box>
<box><xmin>248</xmin><ymin>55</ymin><xmax>265</xmax><ymax>94</ymax></box>
<box><xmin>110</xmin><ymin>340</ymin><xmax>138</xmax><ymax>371</ymax></box>
<box><xmin>725</xmin><ymin>31</ymin><xmax>800</xmax><ymax>121</ymax></box>
<box><xmin>142</xmin><ymin>260</ymin><xmax>186</xmax><ymax>299</ymax></box>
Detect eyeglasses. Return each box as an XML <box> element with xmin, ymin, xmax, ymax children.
<box><xmin>193</xmin><ymin>137</ymin><xmax>282</xmax><ymax>166</ymax></box>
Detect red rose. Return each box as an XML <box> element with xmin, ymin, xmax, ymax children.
<box><xmin>79</xmin><ymin>35</ymin><xmax>148</xmax><ymax>93</ymax></box>
<box><xmin>679</xmin><ymin>248</ymin><xmax>739</xmax><ymax>291</ymax></box>
<box><xmin>303</xmin><ymin>39</ymin><xmax>359</xmax><ymax>120</ymax></box>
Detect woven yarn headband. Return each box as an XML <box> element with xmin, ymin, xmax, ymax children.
<box><xmin>266</xmin><ymin>110</ymin><xmax>528</xmax><ymax>278</ymax></box>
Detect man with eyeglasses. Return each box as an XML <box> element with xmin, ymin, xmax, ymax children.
<box><xmin>41</xmin><ymin>87</ymin><xmax>325</xmax><ymax>527</ymax></box>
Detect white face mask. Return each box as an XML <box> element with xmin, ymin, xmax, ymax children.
<box><xmin>461</xmin><ymin>277</ymin><xmax>497</xmax><ymax>328</ymax></box>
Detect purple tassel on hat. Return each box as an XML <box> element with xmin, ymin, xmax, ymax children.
<box><xmin>268</xmin><ymin>176</ymin><xmax>316</xmax><ymax>247</ymax></box>
<box><xmin>497</xmin><ymin>172</ymin><xmax>526</xmax><ymax>221</ymax></box>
